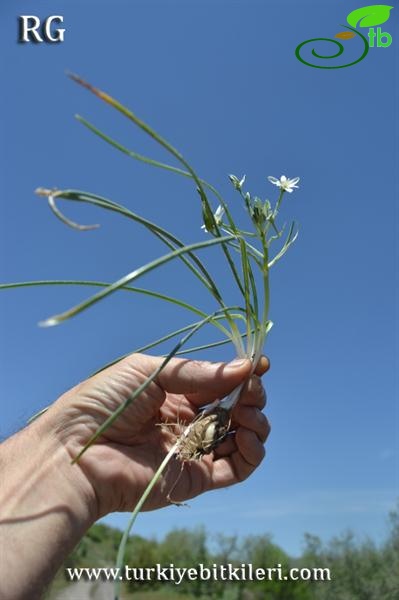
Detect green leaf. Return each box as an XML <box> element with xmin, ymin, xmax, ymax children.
<box><xmin>268</xmin><ymin>221</ymin><xmax>299</xmax><ymax>269</ymax></box>
<box><xmin>39</xmin><ymin>234</ymin><xmax>234</xmax><ymax>327</ymax></box>
<box><xmin>198</xmin><ymin>186</ymin><xmax>216</xmax><ymax>233</ymax></box>
<box><xmin>0</xmin><ymin>279</ymin><xmax>234</xmax><ymax>339</ymax></box>
<box><xmin>38</xmin><ymin>188</ymin><xmax>225</xmax><ymax>304</ymax></box>
<box><xmin>70</xmin><ymin>75</ymin><xmax>246</xmax><ymax>304</ymax></box>
<box><xmin>94</xmin><ymin>311</ymin><xmax>243</xmax><ymax>370</ymax></box>
<box><xmin>347</xmin><ymin>5</ymin><xmax>393</xmax><ymax>28</ymax></box>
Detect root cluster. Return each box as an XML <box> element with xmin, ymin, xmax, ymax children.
<box><xmin>176</xmin><ymin>407</ymin><xmax>231</xmax><ymax>461</ymax></box>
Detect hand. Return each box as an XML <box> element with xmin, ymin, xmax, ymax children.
<box><xmin>0</xmin><ymin>353</ymin><xmax>270</xmax><ymax>599</ymax></box>
<box><xmin>46</xmin><ymin>353</ymin><xmax>271</xmax><ymax>518</ymax></box>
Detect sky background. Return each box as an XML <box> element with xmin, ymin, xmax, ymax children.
<box><xmin>0</xmin><ymin>0</ymin><xmax>398</xmax><ymax>558</ymax></box>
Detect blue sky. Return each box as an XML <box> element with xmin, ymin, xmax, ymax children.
<box><xmin>0</xmin><ymin>0</ymin><xmax>397</xmax><ymax>556</ymax></box>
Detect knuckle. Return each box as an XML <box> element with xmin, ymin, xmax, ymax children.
<box><xmin>251</xmin><ymin>375</ymin><xmax>262</xmax><ymax>392</ymax></box>
<box><xmin>236</xmin><ymin>461</ymin><xmax>251</xmax><ymax>482</ymax></box>
<box><xmin>258</xmin><ymin>444</ymin><xmax>266</xmax><ymax>462</ymax></box>
<box><xmin>264</xmin><ymin>416</ymin><xmax>271</xmax><ymax>438</ymax></box>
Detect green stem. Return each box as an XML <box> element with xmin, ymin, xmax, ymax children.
<box><xmin>113</xmin><ymin>441</ymin><xmax>178</xmax><ymax>600</ymax></box>
<box><xmin>255</xmin><ymin>231</ymin><xmax>270</xmax><ymax>365</ymax></box>
<box><xmin>273</xmin><ymin>189</ymin><xmax>285</xmax><ymax>220</ymax></box>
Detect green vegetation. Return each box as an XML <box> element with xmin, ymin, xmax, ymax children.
<box><xmin>48</xmin><ymin>503</ymin><xmax>399</xmax><ymax>599</ymax></box>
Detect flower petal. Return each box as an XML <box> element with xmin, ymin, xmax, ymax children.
<box><xmin>214</xmin><ymin>205</ymin><xmax>224</xmax><ymax>219</ymax></box>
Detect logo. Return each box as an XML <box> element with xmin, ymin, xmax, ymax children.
<box><xmin>295</xmin><ymin>4</ymin><xmax>393</xmax><ymax>69</ymax></box>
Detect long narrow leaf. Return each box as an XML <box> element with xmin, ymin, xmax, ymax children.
<box><xmin>90</xmin><ymin>311</ymin><xmax>244</xmax><ymax>375</ymax></box>
<box><xmin>268</xmin><ymin>222</ymin><xmax>298</xmax><ymax>269</ymax></box>
<box><xmin>0</xmin><ymin>279</ymin><xmax>233</xmax><ymax>338</ymax></box>
<box><xmin>69</xmin><ymin>74</ymin><xmax>246</xmax><ymax>305</ymax></box>
<box><xmin>40</xmin><ymin>235</ymin><xmax>233</xmax><ymax>327</ymax></box>
<box><xmin>47</xmin><ymin>194</ymin><xmax>99</xmax><ymax>231</ymax></box>
<box><xmin>37</xmin><ymin>188</ymin><xmax>224</xmax><ymax>304</ymax></box>
<box><xmin>68</xmin><ymin>73</ymin><xmax>213</xmax><ymax>217</ymax></box>
<box><xmin>40</xmin><ymin>190</ymin><xmax>245</xmax><ymax>356</ymax></box>
<box><xmin>25</xmin><ymin>313</ymin><xmax>245</xmax><ymax>425</ymax></box>
<box><xmin>76</xmin><ymin>114</ymin><xmax>195</xmax><ymax>179</ymax></box>
<box><xmin>76</xmin><ymin>114</ymin><xmax>250</xmax><ymax>258</ymax></box>
<box><xmin>175</xmin><ymin>329</ymin><xmax>251</xmax><ymax>357</ymax></box>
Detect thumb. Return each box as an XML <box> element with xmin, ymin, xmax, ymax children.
<box><xmin>149</xmin><ymin>356</ymin><xmax>252</xmax><ymax>396</ymax></box>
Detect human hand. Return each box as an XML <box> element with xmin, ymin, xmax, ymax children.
<box><xmin>44</xmin><ymin>353</ymin><xmax>270</xmax><ymax>519</ymax></box>
<box><xmin>0</xmin><ymin>353</ymin><xmax>270</xmax><ymax>599</ymax></box>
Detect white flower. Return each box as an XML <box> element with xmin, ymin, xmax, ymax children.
<box><xmin>201</xmin><ymin>205</ymin><xmax>225</xmax><ymax>232</ymax></box>
<box><xmin>268</xmin><ymin>175</ymin><xmax>300</xmax><ymax>193</ymax></box>
<box><xmin>229</xmin><ymin>174</ymin><xmax>246</xmax><ymax>191</ymax></box>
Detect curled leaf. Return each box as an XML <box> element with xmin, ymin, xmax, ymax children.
<box><xmin>347</xmin><ymin>5</ymin><xmax>393</xmax><ymax>28</ymax></box>
<box><xmin>335</xmin><ymin>31</ymin><xmax>356</xmax><ymax>40</ymax></box>
<box><xmin>35</xmin><ymin>188</ymin><xmax>100</xmax><ymax>231</ymax></box>
<box><xmin>47</xmin><ymin>195</ymin><xmax>100</xmax><ymax>231</ymax></box>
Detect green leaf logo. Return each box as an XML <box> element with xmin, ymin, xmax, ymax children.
<box><xmin>347</xmin><ymin>5</ymin><xmax>393</xmax><ymax>28</ymax></box>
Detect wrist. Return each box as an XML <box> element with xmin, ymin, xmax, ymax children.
<box><xmin>0</xmin><ymin>415</ymin><xmax>97</xmax><ymax>599</ymax></box>
<box><xmin>0</xmin><ymin>413</ymin><xmax>97</xmax><ymax>534</ymax></box>
<box><xmin>32</xmin><ymin>407</ymin><xmax>99</xmax><ymax>525</ymax></box>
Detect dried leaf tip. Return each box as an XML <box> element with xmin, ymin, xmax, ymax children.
<box><xmin>35</xmin><ymin>187</ymin><xmax>58</xmax><ymax>197</ymax></box>
<box><xmin>67</xmin><ymin>72</ymin><xmax>115</xmax><ymax>106</ymax></box>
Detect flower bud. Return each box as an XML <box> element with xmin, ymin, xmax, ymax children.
<box><xmin>228</xmin><ymin>174</ymin><xmax>246</xmax><ymax>191</ymax></box>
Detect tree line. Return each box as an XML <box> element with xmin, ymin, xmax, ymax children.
<box><xmin>59</xmin><ymin>502</ymin><xmax>399</xmax><ymax>599</ymax></box>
